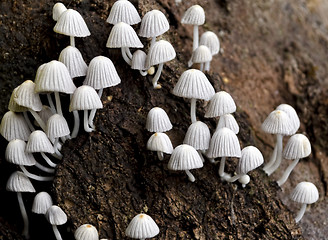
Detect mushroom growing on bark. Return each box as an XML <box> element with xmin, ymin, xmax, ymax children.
<box><xmin>46</xmin><ymin>205</ymin><xmax>68</xmax><ymax>240</ymax></box>
<box><xmin>199</xmin><ymin>31</ymin><xmax>220</xmax><ymax>71</ymax></box>
<box><xmin>0</xmin><ymin>110</ymin><xmax>31</xmax><ymax>141</ymax></box>
<box><xmin>147</xmin><ymin>132</ymin><xmax>173</xmax><ymax>160</ymax></box>
<box><xmin>32</xmin><ymin>191</ymin><xmax>53</xmax><ymax>215</ymax></box>
<box><xmin>106</xmin><ymin>0</ymin><xmax>141</xmax><ymax>25</ymax></box>
<box><xmin>125</xmin><ymin>213</ymin><xmax>159</xmax><ymax>240</ymax></box>
<box><xmin>191</xmin><ymin>45</ymin><xmax>212</xmax><ymax>72</ymax></box>
<box><xmin>146</xmin><ymin>107</ymin><xmax>172</xmax><ymax>133</ymax></box>
<box><xmin>74</xmin><ymin>224</ymin><xmax>99</xmax><ymax>240</ymax></box>
<box><xmin>59</xmin><ymin>46</ymin><xmax>88</xmax><ymax>78</ymax></box>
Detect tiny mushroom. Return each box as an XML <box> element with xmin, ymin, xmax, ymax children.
<box><xmin>46</xmin><ymin>205</ymin><xmax>68</xmax><ymax>240</ymax></box>
<box><xmin>59</xmin><ymin>46</ymin><xmax>88</xmax><ymax>78</ymax></box>
<box><xmin>191</xmin><ymin>45</ymin><xmax>212</xmax><ymax>72</ymax></box>
<box><xmin>146</xmin><ymin>107</ymin><xmax>172</xmax><ymax>133</ymax></box>
<box><xmin>125</xmin><ymin>213</ymin><xmax>159</xmax><ymax>240</ymax></box>
<box><xmin>52</xmin><ymin>2</ymin><xmax>67</xmax><ymax>21</ymax></box>
<box><xmin>106</xmin><ymin>0</ymin><xmax>141</xmax><ymax>25</ymax></box>
<box><xmin>74</xmin><ymin>224</ymin><xmax>99</xmax><ymax>240</ymax></box>
<box><xmin>199</xmin><ymin>31</ymin><xmax>220</xmax><ymax>71</ymax></box>
<box><xmin>276</xmin><ymin>103</ymin><xmax>300</xmax><ymax>134</ymax></box>
<box><xmin>216</xmin><ymin>113</ymin><xmax>239</xmax><ymax>134</ymax></box>
<box><xmin>147</xmin><ymin>132</ymin><xmax>173</xmax><ymax>160</ymax></box>
<box><xmin>0</xmin><ymin>111</ymin><xmax>31</xmax><ymax>141</ymax></box>
<box><xmin>131</xmin><ymin>50</ymin><xmax>148</xmax><ymax>76</ymax></box>
<box><xmin>32</xmin><ymin>192</ymin><xmax>53</xmax><ymax>215</ymax></box>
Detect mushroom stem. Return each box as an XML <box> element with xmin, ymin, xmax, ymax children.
<box><xmin>97</xmin><ymin>88</ymin><xmax>104</xmax><ymax>98</ymax></box>
<box><xmin>197</xmin><ymin>150</ymin><xmax>205</xmax><ymax>162</ymax></box>
<box><xmin>295</xmin><ymin>203</ymin><xmax>307</xmax><ymax>223</ymax></box>
<box><xmin>208</xmin><ymin>158</ymin><xmax>218</xmax><ymax>164</ymax></box>
<box><xmin>204</xmin><ymin>61</ymin><xmax>211</xmax><ymax>72</ymax></box>
<box><xmin>227</xmin><ymin>173</ymin><xmax>245</xmax><ymax>183</ymax></box>
<box><xmin>84</xmin><ymin>110</ymin><xmax>94</xmax><ymax>132</ymax></box>
<box><xmin>41</xmin><ymin>152</ymin><xmax>57</xmax><ymax>167</ymax></box>
<box><xmin>70</xmin><ymin>110</ymin><xmax>80</xmax><ymax>138</ymax></box>
<box><xmin>23</xmin><ymin>112</ymin><xmax>35</xmax><ymax>131</ymax></box>
<box><xmin>54</xmin><ymin>92</ymin><xmax>63</xmax><ymax>116</ymax></box>
<box><xmin>263</xmin><ymin>144</ymin><xmax>277</xmax><ymax>172</ymax></box>
<box><xmin>35</xmin><ymin>162</ymin><xmax>55</xmax><ymax>174</ymax></box>
<box><xmin>193</xmin><ymin>25</ymin><xmax>199</xmax><ymax>51</ymax></box>
<box><xmin>20</xmin><ymin>166</ymin><xmax>54</xmax><ymax>181</ymax></box>
<box><xmin>150</xmin><ymin>37</ymin><xmax>156</xmax><ymax>49</ymax></box>
<box><xmin>277</xmin><ymin>158</ymin><xmax>300</xmax><ymax>186</ymax></box>
<box><xmin>139</xmin><ymin>70</ymin><xmax>148</xmax><ymax>76</ymax></box>
<box><xmin>152</xmin><ymin>63</ymin><xmax>163</xmax><ymax>89</ymax></box>
<box><xmin>52</xmin><ymin>225</ymin><xmax>63</xmax><ymax>240</ymax></box>
<box><xmin>29</xmin><ymin>109</ymin><xmax>47</xmax><ymax>131</ymax></box>
<box><xmin>188</xmin><ymin>58</ymin><xmax>193</xmax><ymax>68</ymax></box>
<box><xmin>17</xmin><ymin>192</ymin><xmax>30</xmax><ymax>239</ymax></box>
<box><xmin>185</xmin><ymin>169</ymin><xmax>195</xmax><ymax>182</ymax></box>
<box><xmin>200</xmin><ymin>63</ymin><xmax>204</xmax><ymax>72</ymax></box>
<box><xmin>121</xmin><ymin>47</ymin><xmax>132</xmax><ymax>65</ymax></box>
<box><xmin>190</xmin><ymin>98</ymin><xmax>197</xmax><ymax>123</ymax></box>
<box><xmin>47</xmin><ymin>93</ymin><xmax>57</xmax><ymax>114</ymax></box>
<box><xmin>70</xmin><ymin>36</ymin><xmax>75</xmax><ymax>47</ymax></box>
<box><xmin>157</xmin><ymin>151</ymin><xmax>164</xmax><ymax>160</ymax></box>
<box><xmin>218</xmin><ymin>157</ymin><xmax>226</xmax><ymax>177</ymax></box>
<box><xmin>53</xmin><ymin>138</ymin><xmax>63</xmax><ymax>158</ymax></box>
<box><xmin>266</xmin><ymin>134</ymin><xmax>283</xmax><ymax>176</ymax></box>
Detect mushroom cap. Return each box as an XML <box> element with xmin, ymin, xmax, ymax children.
<box><xmin>106</xmin><ymin>0</ymin><xmax>141</xmax><ymax>25</ymax></box>
<box><xmin>5</xmin><ymin>139</ymin><xmax>36</xmax><ymax>166</ymax></box>
<box><xmin>46</xmin><ymin>205</ymin><xmax>68</xmax><ymax>225</ymax></box>
<box><xmin>199</xmin><ymin>31</ymin><xmax>220</xmax><ymax>55</ymax></box>
<box><xmin>83</xmin><ymin>56</ymin><xmax>121</xmax><ymax>90</ymax></box>
<box><xmin>106</xmin><ymin>22</ymin><xmax>143</xmax><ymax>48</ymax></box>
<box><xmin>52</xmin><ymin>2</ymin><xmax>67</xmax><ymax>21</ymax></box>
<box><xmin>74</xmin><ymin>224</ymin><xmax>99</xmax><ymax>240</ymax></box>
<box><xmin>35</xmin><ymin>60</ymin><xmax>76</xmax><ymax>94</ymax></box>
<box><xmin>38</xmin><ymin>105</ymin><xmax>54</xmax><ymax>126</ymax></box>
<box><xmin>131</xmin><ymin>50</ymin><xmax>147</xmax><ymax>70</ymax></box>
<box><xmin>59</xmin><ymin>46</ymin><xmax>88</xmax><ymax>78</ymax></box>
<box><xmin>14</xmin><ymin>80</ymin><xmax>43</xmax><ymax>112</ymax></box>
<box><xmin>216</xmin><ymin>113</ymin><xmax>239</xmax><ymax>134</ymax></box>
<box><xmin>125</xmin><ymin>213</ymin><xmax>159</xmax><ymax>239</ymax></box>
<box><xmin>147</xmin><ymin>132</ymin><xmax>173</xmax><ymax>154</ymax></box>
<box><xmin>290</xmin><ymin>182</ymin><xmax>319</xmax><ymax>204</ymax></box>
<box><xmin>205</xmin><ymin>91</ymin><xmax>236</xmax><ymax>118</ymax></box>
<box><xmin>168</xmin><ymin>144</ymin><xmax>203</xmax><ymax>170</ymax></box>
<box><xmin>206</xmin><ymin>127</ymin><xmax>241</xmax><ymax>158</ymax></box>
<box><xmin>26</xmin><ymin>130</ymin><xmax>55</xmax><ymax>154</ymax></box>
<box><xmin>283</xmin><ymin>134</ymin><xmax>311</xmax><ymax>160</ymax></box>
<box><xmin>54</xmin><ymin>9</ymin><xmax>91</xmax><ymax>37</ymax></box>
<box><xmin>236</xmin><ymin>146</ymin><xmax>264</xmax><ymax>174</ymax></box>
<box><xmin>32</xmin><ymin>192</ymin><xmax>53</xmax><ymax>214</ymax></box>
<box><xmin>181</xmin><ymin>4</ymin><xmax>205</xmax><ymax>25</ymax></box>
<box><xmin>146</xmin><ymin>40</ymin><xmax>176</xmax><ymax>67</ymax></box>
<box><xmin>191</xmin><ymin>45</ymin><xmax>212</xmax><ymax>63</ymax></box>
<box><xmin>261</xmin><ymin>110</ymin><xmax>294</xmax><ymax>135</ymax></box>
<box><xmin>46</xmin><ymin>114</ymin><xmax>70</xmax><ymax>139</ymax></box>
<box><xmin>0</xmin><ymin>111</ymin><xmax>31</xmax><ymax>141</ymax></box>
<box><xmin>183</xmin><ymin>121</ymin><xmax>211</xmax><ymax>151</ymax></box>
<box><xmin>139</xmin><ymin>10</ymin><xmax>169</xmax><ymax>38</ymax></box>
<box><xmin>6</xmin><ymin>171</ymin><xmax>35</xmax><ymax>193</ymax></box>
<box><xmin>146</xmin><ymin>107</ymin><xmax>172</xmax><ymax>132</ymax></box>
<box><xmin>69</xmin><ymin>85</ymin><xmax>103</xmax><ymax>111</ymax></box>
<box><xmin>238</xmin><ymin>174</ymin><xmax>250</xmax><ymax>185</ymax></box>
<box><xmin>172</xmin><ymin>69</ymin><xmax>215</xmax><ymax>101</ymax></box>
<box><xmin>276</xmin><ymin>104</ymin><xmax>300</xmax><ymax>134</ymax></box>
<box><xmin>8</xmin><ymin>87</ymin><xmax>28</xmax><ymax>112</ymax></box>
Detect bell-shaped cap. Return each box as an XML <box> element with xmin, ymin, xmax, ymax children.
<box><xmin>0</xmin><ymin>111</ymin><xmax>31</xmax><ymax>141</ymax></box>
<box><xmin>106</xmin><ymin>22</ymin><xmax>143</xmax><ymax>48</ymax></box>
<box><xmin>6</xmin><ymin>171</ymin><xmax>35</xmax><ymax>192</ymax></box>
<box><xmin>290</xmin><ymin>182</ymin><xmax>319</xmax><ymax>204</ymax></box>
<box><xmin>276</xmin><ymin>104</ymin><xmax>300</xmax><ymax>134</ymax></box>
<box><xmin>206</xmin><ymin>127</ymin><xmax>241</xmax><ymax>158</ymax></box>
<box><xmin>216</xmin><ymin>113</ymin><xmax>239</xmax><ymax>134</ymax></box>
<box><xmin>200</xmin><ymin>31</ymin><xmax>220</xmax><ymax>55</ymax></box>
<box><xmin>283</xmin><ymin>134</ymin><xmax>311</xmax><ymax>160</ymax></box>
<box><xmin>5</xmin><ymin>139</ymin><xmax>36</xmax><ymax>166</ymax></box>
<box><xmin>172</xmin><ymin>69</ymin><xmax>215</xmax><ymax>101</ymax></box>
<box><xmin>8</xmin><ymin>87</ymin><xmax>28</xmax><ymax>112</ymax></box>
<box><xmin>26</xmin><ymin>130</ymin><xmax>55</xmax><ymax>154</ymax></box>
<box><xmin>205</xmin><ymin>91</ymin><xmax>236</xmax><ymax>118</ymax></box>
<box><xmin>59</xmin><ymin>46</ymin><xmax>88</xmax><ymax>78</ymax></box>
<box><xmin>14</xmin><ymin>80</ymin><xmax>43</xmax><ymax>112</ymax></box>
<box><xmin>69</xmin><ymin>86</ymin><xmax>103</xmax><ymax>111</ymax></box>
<box><xmin>74</xmin><ymin>224</ymin><xmax>99</xmax><ymax>240</ymax></box>
<box><xmin>38</xmin><ymin>106</ymin><xmax>54</xmax><ymax>126</ymax></box>
<box><xmin>236</xmin><ymin>146</ymin><xmax>264</xmax><ymax>174</ymax></box>
<box><xmin>181</xmin><ymin>5</ymin><xmax>205</xmax><ymax>25</ymax></box>
<box><xmin>191</xmin><ymin>45</ymin><xmax>212</xmax><ymax>64</ymax></box>
<box><xmin>261</xmin><ymin>110</ymin><xmax>294</xmax><ymax>135</ymax></box>
<box><xmin>125</xmin><ymin>213</ymin><xmax>159</xmax><ymax>239</ymax></box>
<box><xmin>53</xmin><ymin>2</ymin><xmax>67</xmax><ymax>21</ymax></box>
<box><xmin>139</xmin><ymin>10</ymin><xmax>169</xmax><ymax>38</ymax></box>
<box><xmin>46</xmin><ymin>205</ymin><xmax>67</xmax><ymax>225</ymax></box>
<box><xmin>54</xmin><ymin>9</ymin><xmax>91</xmax><ymax>37</ymax></box>
<box><xmin>35</xmin><ymin>60</ymin><xmax>76</xmax><ymax>94</ymax></box>
<box><xmin>32</xmin><ymin>192</ymin><xmax>53</xmax><ymax>214</ymax></box>
<box><xmin>147</xmin><ymin>132</ymin><xmax>173</xmax><ymax>154</ymax></box>
<box><xmin>146</xmin><ymin>40</ymin><xmax>176</xmax><ymax>67</ymax></box>
<box><xmin>146</xmin><ymin>107</ymin><xmax>172</xmax><ymax>132</ymax></box>
<box><xmin>168</xmin><ymin>144</ymin><xmax>203</xmax><ymax>170</ymax></box>
<box><xmin>46</xmin><ymin>114</ymin><xmax>70</xmax><ymax>139</ymax></box>
<box><xmin>183</xmin><ymin>121</ymin><xmax>211</xmax><ymax>151</ymax></box>
<box><xmin>131</xmin><ymin>50</ymin><xmax>147</xmax><ymax>70</ymax></box>
<box><xmin>83</xmin><ymin>56</ymin><xmax>121</xmax><ymax>90</ymax></box>
<box><xmin>106</xmin><ymin>0</ymin><xmax>141</xmax><ymax>25</ymax></box>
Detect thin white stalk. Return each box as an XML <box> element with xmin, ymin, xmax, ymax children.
<box><xmin>125</xmin><ymin>47</ymin><xmax>133</xmax><ymax>59</ymax></box>
<box><xmin>185</xmin><ymin>169</ymin><xmax>195</xmax><ymax>182</ymax></box>
<box><xmin>35</xmin><ymin>162</ymin><xmax>55</xmax><ymax>174</ymax></box>
<box><xmin>266</xmin><ymin>134</ymin><xmax>283</xmax><ymax>176</ymax></box>
<box><xmin>150</xmin><ymin>37</ymin><xmax>156</xmax><ymax>49</ymax></box>
<box><xmin>84</xmin><ymin>110</ymin><xmax>94</xmax><ymax>132</ymax></box>
<box><xmin>227</xmin><ymin>173</ymin><xmax>245</xmax><ymax>183</ymax></box>
<box><xmin>277</xmin><ymin>158</ymin><xmax>300</xmax><ymax>186</ymax></box>
<box><xmin>53</xmin><ymin>138</ymin><xmax>63</xmax><ymax>158</ymax></box>
<box><xmin>41</xmin><ymin>152</ymin><xmax>57</xmax><ymax>167</ymax></box>
<box><xmin>190</xmin><ymin>98</ymin><xmax>197</xmax><ymax>123</ymax></box>
<box><xmin>139</xmin><ymin>70</ymin><xmax>148</xmax><ymax>76</ymax></box>
<box><xmin>263</xmin><ymin>144</ymin><xmax>277</xmax><ymax>172</ymax></box>
<box><xmin>193</xmin><ymin>25</ymin><xmax>199</xmax><ymax>51</ymax></box>
<box><xmin>188</xmin><ymin>57</ymin><xmax>193</xmax><ymax>68</ymax></box>
<box><xmin>88</xmin><ymin>88</ymin><xmax>103</xmax><ymax>129</ymax></box>
<box><xmin>197</xmin><ymin>150</ymin><xmax>205</xmax><ymax>162</ymax></box>
<box><xmin>157</xmin><ymin>151</ymin><xmax>164</xmax><ymax>160</ymax></box>
<box><xmin>71</xmin><ymin>110</ymin><xmax>80</xmax><ymax>138</ymax></box>
<box><xmin>17</xmin><ymin>192</ymin><xmax>30</xmax><ymax>239</ymax></box>
<box><xmin>295</xmin><ymin>203</ymin><xmax>307</xmax><ymax>223</ymax></box>
<box><xmin>204</xmin><ymin>61</ymin><xmax>211</xmax><ymax>72</ymax></box>
<box><xmin>47</xmin><ymin>93</ymin><xmax>57</xmax><ymax>114</ymax></box>
<box><xmin>208</xmin><ymin>158</ymin><xmax>218</xmax><ymax>164</ymax></box>
<box><xmin>219</xmin><ymin>157</ymin><xmax>226</xmax><ymax>177</ymax></box>
<box><xmin>29</xmin><ymin>109</ymin><xmax>46</xmax><ymax>131</ymax></box>
<box><xmin>121</xmin><ymin>47</ymin><xmax>132</xmax><ymax>65</ymax></box>
<box><xmin>54</xmin><ymin>92</ymin><xmax>63</xmax><ymax>116</ymax></box>
<box><xmin>200</xmin><ymin>62</ymin><xmax>204</xmax><ymax>72</ymax></box>
<box><xmin>52</xmin><ymin>225</ymin><xmax>63</xmax><ymax>240</ymax></box>
<box><xmin>20</xmin><ymin>165</ymin><xmax>54</xmax><ymax>181</ymax></box>
<box><xmin>97</xmin><ymin>88</ymin><xmax>104</xmax><ymax>98</ymax></box>
<box><xmin>70</xmin><ymin>36</ymin><xmax>75</xmax><ymax>47</ymax></box>
<box><xmin>152</xmin><ymin>63</ymin><xmax>163</xmax><ymax>89</ymax></box>
<box><xmin>23</xmin><ymin>111</ymin><xmax>35</xmax><ymax>131</ymax></box>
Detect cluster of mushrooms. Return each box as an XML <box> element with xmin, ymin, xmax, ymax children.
<box><xmin>0</xmin><ymin>1</ymin><xmax>320</xmax><ymax>239</ymax></box>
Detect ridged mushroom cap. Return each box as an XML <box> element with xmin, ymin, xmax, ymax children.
<box><xmin>125</xmin><ymin>213</ymin><xmax>159</xmax><ymax>239</ymax></box>
<box><xmin>205</xmin><ymin>91</ymin><xmax>236</xmax><ymax>118</ymax></box>
<box><xmin>54</xmin><ymin>9</ymin><xmax>91</xmax><ymax>37</ymax></box>
<box><xmin>14</xmin><ymin>80</ymin><xmax>43</xmax><ymax>112</ymax></box>
<box><xmin>216</xmin><ymin>113</ymin><xmax>239</xmax><ymax>134</ymax></box>
<box><xmin>106</xmin><ymin>0</ymin><xmax>141</xmax><ymax>25</ymax></box>
<box><xmin>26</xmin><ymin>130</ymin><xmax>55</xmax><ymax>154</ymax></box>
<box><xmin>290</xmin><ymin>182</ymin><xmax>319</xmax><ymax>204</ymax></box>
<box><xmin>200</xmin><ymin>31</ymin><xmax>220</xmax><ymax>55</ymax></box>
<box><xmin>146</xmin><ymin>40</ymin><xmax>176</xmax><ymax>67</ymax></box>
<box><xmin>236</xmin><ymin>146</ymin><xmax>264</xmax><ymax>174</ymax></box>
<box><xmin>59</xmin><ymin>46</ymin><xmax>88</xmax><ymax>78</ymax></box>
<box><xmin>172</xmin><ymin>69</ymin><xmax>215</xmax><ymax>101</ymax></box>
<box><xmin>181</xmin><ymin>5</ymin><xmax>205</xmax><ymax>25</ymax></box>
<box><xmin>147</xmin><ymin>132</ymin><xmax>173</xmax><ymax>154</ymax></box>
<box><xmin>8</xmin><ymin>87</ymin><xmax>28</xmax><ymax>112</ymax></box>
<box><xmin>38</xmin><ymin>106</ymin><xmax>54</xmax><ymax>126</ymax></box>
<box><xmin>83</xmin><ymin>56</ymin><xmax>121</xmax><ymax>89</ymax></box>
<box><xmin>5</xmin><ymin>139</ymin><xmax>36</xmax><ymax>166</ymax></box>
<box><xmin>46</xmin><ymin>114</ymin><xmax>70</xmax><ymax>139</ymax></box>
<box><xmin>69</xmin><ymin>85</ymin><xmax>103</xmax><ymax>111</ymax></box>
<box><xmin>74</xmin><ymin>224</ymin><xmax>99</xmax><ymax>240</ymax></box>
<box><xmin>46</xmin><ymin>205</ymin><xmax>67</xmax><ymax>225</ymax></box>
<box><xmin>139</xmin><ymin>10</ymin><xmax>169</xmax><ymax>38</ymax></box>
<box><xmin>168</xmin><ymin>144</ymin><xmax>204</xmax><ymax>170</ymax></box>
<box><xmin>0</xmin><ymin>111</ymin><xmax>31</xmax><ymax>141</ymax></box>
<box><xmin>276</xmin><ymin>104</ymin><xmax>300</xmax><ymax>134</ymax></box>
<box><xmin>106</xmin><ymin>22</ymin><xmax>143</xmax><ymax>48</ymax></box>
<box><xmin>261</xmin><ymin>110</ymin><xmax>294</xmax><ymax>135</ymax></box>
<box><xmin>206</xmin><ymin>127</ymin><xmax>241</xmax><ymax>158</ymax></box>
<box><xmin>6</xmin><ymin>171</ymin><xmax>35</xmax><ymax>192</ymax></box>
<box><xmin>191</xmin><ymin>45</ymin><xmax>212</xmax><ymax>63</ymax></box>
<box><xmin>146</xmin><ymin>107</ymin><xmax>172</xmax><ymax>132</ymax></box>
<box><xmin>52</xmin><ymin>2</ymin><xmax>67</xmax><ymax>21</ymax></box>
<box><xmin>183</xmin><ymin>121</ymin><xmax>211</xmax><ymax>150</ymax></box>
<box><xmin>283</xmin><ymin>134</ymin><xmax>311</xmax><ymax>160</ymax></box>
<box><xmin>131</xmin><ymin>50</ymin><xmax>147</xmax><ymax>70</ymax></box>
<box><xmin>35</xmin><ymin>60</ymin><xmax>76</xmax><ymax>94</ymax></box>
<box><xmin>32</xmin><ymin>192</ymin><xmax>53</xmax><ymax>214</ymax></box>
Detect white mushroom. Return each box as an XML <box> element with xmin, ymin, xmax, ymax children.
<box><xmin>125</xmin><ymin>213</ymin><xmax>159</xmax><ymax>240</ymax></box>
<box><xmin>147</xmin><ymin>132</ymin><xmax>173</xmax><ymax>160</ymax></box>
<box><xmin>146</xmin><ymin>107</ymin><xmax>172</xmax><ymax>133</ymax></box>
<box><xmin>46</xmin><ymin>205</ymin><xmax>68</xmax><ymax>240</ymax></box>
<box><xmin>32</xmin><ymin>192</ymin><xmax>53</xmax><ymax>215</ymax></box>
<box><xmin>74</xmin><ymin>224</ymin><xmax>99</xmax><ymax>240</ymax></box>
<box><xmin>0</xmin><ymin>111</ymin><xmax>31</xmax><ymax>141</ymax></box>
<box><xmin>191</xmin><ymin>45</ymin><xmax>212</xmax><ymax>72</ymax></box>
<box><xmin>59</xmin><ymin>46</ymin><xmax>88</xmax><ymax>78</ymax></box>
<box><xmin>106</xmin><ymin>0</ymin><xmax>141</xmax><ymax>25</ymax></box>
